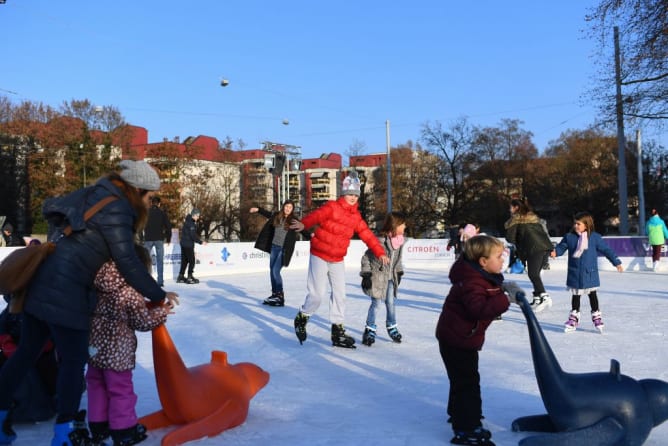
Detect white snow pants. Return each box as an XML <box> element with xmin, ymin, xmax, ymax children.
<box><xmin>299</xmin><ymin>254</ymin><xmax>347</xmax><ymax>325</ymax></box>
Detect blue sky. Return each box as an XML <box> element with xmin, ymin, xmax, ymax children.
<box><xmin>3</xmin><ymin>0</ymin><xmax>641</xmax><ymax>161</ymax></box>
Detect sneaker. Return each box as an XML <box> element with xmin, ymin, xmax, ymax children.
<box><xmin>263</xmin><ymin>292</ymin><xmax>285</xmax><ymax>307</ymax></box>
<box><xmin>564</xmin><ymin>310</ymin><xmax>580</xmax><ymax>333</ymax></box>
<box><xmin>294</xmin><ymin>312</ymin><xmax>309</xmax><ymax>345</ymax></box>
<box><xmin>530</xmin><ymin>293</ymin><xmax>552</xmax><ymax>313</ymax></box>
<box><xmin>331</xmin><ymin>324</ymin><xmax>356</xmax><ymax>349</ymax></box>
<box><xmin>591</xmin><ymin>310</ymin><xmax>604</xmax><ymax>333</ymax></box>
<box><xmin>176</xmin><ymin>276</ymin><xmax>186</xmax><ymax>283</ymax></box>
<box><xmin>362</xmin><ymin>327</ymin><xmax>376</xmax><ymax>346</ymax></box>
<box><xmin>187</xmin><ymin>276</ymin><xmax>200</xmax><ymax>284</ymax></box>
<box><xmin>387</xmin><ymin>325</ymin><xmax>402</xmax><ymax>343</ymax></box>
<box><xmin>451</xmin><ymin>427</ymin><xmax>494</xmax><ymax>445</ymax></box>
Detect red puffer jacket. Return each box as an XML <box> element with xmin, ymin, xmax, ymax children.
<box><xmin>436</xmin><ymin>257</ymin><xmax>510</xmax><ymax>351</ymax></box>
<box><xmin>301</xmin><ymin>197</ymin><xmax>385</xmax><ymax>262</ymax></box>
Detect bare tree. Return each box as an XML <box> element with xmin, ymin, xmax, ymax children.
<box><xmin>586</xmin><ymin>1</ymin><xmax>668</xmax><ymax>129</ymax></box>
<box><xmin>420</xmin><ymin>117</ymin><xmax>475</xmax><ymax>228</ymax></box>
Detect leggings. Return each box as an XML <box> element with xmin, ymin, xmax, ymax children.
<box><xmin>526</xmin><ymin>250</ymin><xmax>547</xmax><ymax>296</ymax></box>
<box><xmin>571</xmin><ymin>291</ymin><xmax>599</xmax><ymax>312</ymax></box>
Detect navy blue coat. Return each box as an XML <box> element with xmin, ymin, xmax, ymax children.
<box><xmin>24</xmin><ymin>178</ymin><xmax>166</xmax><ymax>331</ymax></box>
<box><xmin>553</xmin><ymin>231</ymin><xmax>621</xmax><ymax>289</ymax></box>
<box><xmin>179</xmin><ymin>215</ymin><xmax>202</xmax><ymax>248</ymax></box>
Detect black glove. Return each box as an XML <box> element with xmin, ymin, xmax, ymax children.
<box><xmin>361</xmin><ymin>273</ymin><xmax>372</xmax><ymax>291</ymax></box>
<box><xmin>396</xmin><ymin>271</ymin><xmax>404</xmax><ymax>285</ymax></box>
<box><xmin>502</xmin><ymin>281</ymin><xmax>525</xmax><ymax>304</ymax></box>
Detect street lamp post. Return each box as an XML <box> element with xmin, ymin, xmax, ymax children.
<box><xmin>386</xmin><ymin>120</ymin><xmax>392</xmax><ymax>212</ymax></box>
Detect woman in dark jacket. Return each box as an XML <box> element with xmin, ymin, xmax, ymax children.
<box><xmin>504</xmin><ymin>198</ymin><xmax>554</xmax><ymax>312</ymax></box>
<box><xmin>0</xmin><ymin>160</ymin><xmax>179</xmax><ymax>446</ymax></box>
<box><xmin>250</xmin><ymin>200</ymin><xmax>301</xmax><ymax>307</ymax></box>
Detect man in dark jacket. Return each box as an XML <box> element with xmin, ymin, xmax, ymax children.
<box><xmin>2</xmin><ymin>223</ymin><xmax>26</xmax><ymax>247</ymax></box>
<box><xmin>177</xmin><ymin>209</ymin><xmax>206</xmax><ymax>284</ymax></box>
<box><xmin>142</xmin><ymin>196</ymin><xmax>172</xmax><ymax>286</ymax></box>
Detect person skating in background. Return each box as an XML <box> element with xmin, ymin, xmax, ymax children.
<box><xmin>504</xmin><ymin>198</ymin><xmax>554</xmax><ymax>312</ymax></box>
<box><xmin>360</xmin><ymin>212</ymin><xmax>407</xmax><ymax>346</ymax></box>
<box><xmin>142</xmin><ymin>196</ymin><xmax>172</xmax><ymax>287</ymax></box>
<box><xmin>290</xmin><ymin>170</ymin><xmax>389</xmax><ymax>349</ymax></box>
<box><xmin>177</xmin><ymin>209</ymin><xmax>206</xmax><ymax>284</ymax></box>
<box><xmin>436</xmin><ymin>235</ymin><xmax>524</xmax><ymax>446</ymax></box>
<box><xmin>446</xmin><ymin>224</ymin><xmax>466</xmax><ymax>258</ymax></box>
<box><xmin>646</xmin><ymin>208</ymin><xmax>668</xmax><ymax>272</ymax></box>
<box><xmin>86</xmin><ymin>244</ymin><xmax>172</xmax><ymax>446</ymax></box>
<box><xmin>250</xmin><ymin>200</ymin><xmax>303</xmax><ymax>307</ymax></box>
<box><xmin>551</xmin><ymin>211</ymin><xmax>623</xmax><ymax>333</ymax></box>
<box><xmin>1</xmin><ymin>223</ymin><xmax>25</xmax><ymax>247</ymax></box>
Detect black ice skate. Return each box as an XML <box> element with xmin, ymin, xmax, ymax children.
<box><xmin>110</xmin><ymin>423</ymin><xmax>147</xmax><ymax>446</ymax></box>
<box><xmin>263</xmin><ymin>291</ymin><xmax>285</xmax><ymax>307</ymax></box>
<box><xmin>362</xmin><ymin>327</ymin><xmax>376</xmax><ymax>346</ymax></box>
<box><xmin>294</xmin><ymin>312</ymin><xmax>309</xmax><ymax>344</ymax></box>
<box><xmin>331</xmin><ymin>324</ymin><xmax>356</xmax><ymax>349</ymax></box>
<box><xmin>450</xmin><ymin>427</ymin><xmax>494</xmax><ymax>446</ymax></box>
<box><xmin>387</xmin><ymin>325</ymin><xmax>402</xmax><ymax>343</ymax></box>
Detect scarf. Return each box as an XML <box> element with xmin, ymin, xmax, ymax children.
<box><xmin>390</xmin><ymin>234</ymin><xmax>405</xmax><ymax>250</ymax></box>
<box><xmin>573</xmin><ymin>231</ymin><xmax>589</xmax><ymax>258</ymax></box>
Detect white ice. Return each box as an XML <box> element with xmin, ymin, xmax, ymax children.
<box><xmin>8</xmin><ymin>266</ymin><xmax>668</xmax><ymax>445</ymax></box>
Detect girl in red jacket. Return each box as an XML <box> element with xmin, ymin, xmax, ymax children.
<box><xmin>290</xmin><ymin>171</ymin><xmax>388</xmax><ymax>348</ymax></box>
<box><xmin>436</xmin><ymin>235</ymin><xmax>523</xmax><ymax>446</ymax></box>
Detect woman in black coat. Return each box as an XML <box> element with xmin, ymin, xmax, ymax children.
<box><xmin>504</xmin><ymin>198</ymin><xmax>554</xmax><ymax>312</ymax></box>
<box><xmin>250</xmin><ymin>200</ymin><xmax>301</xmax><ymax>307</ymax></box>
<box><xmin>0</xmin><ymin>160</ymin><xmax>179</xmax><ymax>446</ymax></box>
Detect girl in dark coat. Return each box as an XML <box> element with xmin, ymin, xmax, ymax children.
<box><xmin>0</xmin><ymin>160</ymin><xmax>179</xmax><ymax>446</ymax></box>
<box><xmin>436</xmin><ymin>235</ymin><xmax>522</xmax><ymax>446</ymax></box>
<box><xmin>250</xmin><ymin>200</ymin><xmax>300</xmax><ymax>307</ymax></box>
<box><xmin>504</xmin><ymin>199</ymin><xmax>554</xmax><ymax>312</ymax></box>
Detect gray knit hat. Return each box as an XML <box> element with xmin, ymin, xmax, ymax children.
<box><xmin>191</xmin><ymin>208</ymin><xmax>201</xmax><ymax>217</ymax></box>
<box><xmin>341</xmin><ymin>170</ymin><xmax>361</xmax><ymax>196</ymax></box>
<box><xmin>119</xmin><ymin>160</ymin><xmax>160</xmax><ymax>191</ymax></box>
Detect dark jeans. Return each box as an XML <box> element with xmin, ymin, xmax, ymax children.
<box><xmin>269</xmin><ymin>244</ymin><xmax>284</xmax><ymax>293</ymax></box>
<box><xmin>439</xmin><ymin>341</ymin><xmax>482</xmax><ymax>432</ymax></box>
<box><xmin>652</xmin><ymin>245</ymin><xmax>663</xmax><ymax>262</ymax></box>
<box><xmin>179</xmin><ymin>245</ymin><xmax>196</xmax><ymax>277</ymax></box>
<box><xmin>0</xmin><ymin>311</ymin><xmax>88</xmax><ymax>423</ymax></box>
<box><xmin>526</xmin><ymin>250</ymin><xmax>547</xmax><ymax>296</ymax></box>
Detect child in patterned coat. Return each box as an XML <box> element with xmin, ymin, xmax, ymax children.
<box><xmin>86</xmin><ymin>244</ymin><xmax>173</xmax><ymax>446</ymax></box>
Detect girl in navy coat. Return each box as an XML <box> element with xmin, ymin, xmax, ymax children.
<box><xmin>551</xmin><ymin>211</ymin><xmax>623</xmax><ymax>333</ymax></box>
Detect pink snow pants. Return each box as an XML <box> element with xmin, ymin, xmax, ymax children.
<box><xmin>85</xmin><ymin>365</ymin><xmax>138</xmax><ymax>430</ymax></box>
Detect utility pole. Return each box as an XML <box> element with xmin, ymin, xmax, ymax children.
<box><xmin>637</xmin><ymin>129</ymin><xmax>645</xmax><ymax>233</ymax></box>
<box><xmin>614</xmin><ymin>26</ymin><xmax>629</xmax><ymax>235</ymax></box>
